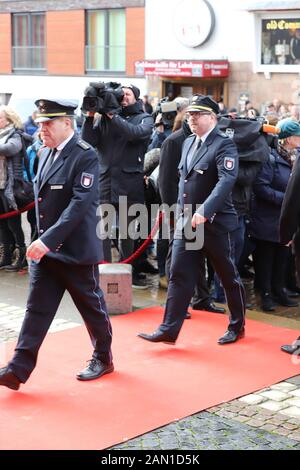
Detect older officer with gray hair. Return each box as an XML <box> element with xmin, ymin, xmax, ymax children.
<box><xmin>0</xmin><ymin>99</ymin><xmax>113</xmax><ymax>390</ymax></box>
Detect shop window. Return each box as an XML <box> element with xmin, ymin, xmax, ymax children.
<box><xmin>256</xmin><ymin>13</ymin><xmax>300</xmax><ymax>72</ymax></box>
<box><xmin>85</xmin><ymin>9</ymin><xmax>126</xmax><ymax>73</ymax></box>
<box><xmin>12</xmin><ymin>13</ymin><xmax>46</xmax><ymax>71</ymax></box>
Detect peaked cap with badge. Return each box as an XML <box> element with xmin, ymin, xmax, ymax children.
<box><xmin>186</xmin><ymin>95</ymin><xmax>220</xmax><ymax>115</ymax></box>
<box><xmin>35</xmin><ymin>99</ymin><xmax>78</xmax><ymax>123</ymax></box>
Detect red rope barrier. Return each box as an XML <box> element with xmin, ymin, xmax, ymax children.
<box><xmin>99</xmin><ymin>211</ymin><xmax>164</xmax><ymax>265</ymax></box>
<box><xmin>0</xmin><ymin>201</ymin><xmax>163</xmax><ymax>265</ymax></box>
<box><xmin>0</xmin><ymin>201</ymin><xmax>35</xmax><ymax>220</ymax></box>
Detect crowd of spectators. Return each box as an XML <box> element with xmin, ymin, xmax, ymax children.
<box><xmin>1</xmin><ymin>92</ymin><xmax>300</xmax><ymax>317</ymax></box>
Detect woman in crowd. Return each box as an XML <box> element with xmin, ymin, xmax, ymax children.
<box><xmin>250</xmin><ymin>118</ymin><xmax>300</xmax><ymax>312</ymax></box>
<box><xmin>0</xmin><ymin>105</ymin><xmax>27</xmax><ymax>271</ymax></box>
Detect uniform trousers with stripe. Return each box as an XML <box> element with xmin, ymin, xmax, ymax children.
<box><xmin>159</xmin><ymin>229</ymin><xmax>246</xmax><ymax>340</ymax></box>
<box><xmin>9</xmin><ymin>257</ymin><xmax>113</xmax><ymax>382</ymax></box>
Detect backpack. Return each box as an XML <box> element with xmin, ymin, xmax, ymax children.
<box><xmin>13</xmin><ymin>129</ymin><xmax>34</xmax><ymax>208</ymax></box>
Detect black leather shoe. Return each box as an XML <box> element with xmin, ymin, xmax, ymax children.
<box><xmin>76</xmin><ymin>359</ymin><xmax>114</xmax><ymax>381</ymax></box>
<box><xmin>281</xmin><ymin>337</ymin><xmax>300</xmax><ymax>356</ymax></box>
<box><xmin>274</xmin><ymin>294</ymin><xmax>299</xmax><ymax>308</ymax></box>
<box><xmin>193</xmin><ymin>302</ymin><xmax>226</xmax><ymax>314</ymax></box>
<box><xmin>218</xmin><ymin>328</ymin><xmax>245</xmax><ymax>345</ymax></box>
<box><xmin>137</xmin><ymin>260</ymin><xmax>159</xmax><ymax>274</ymax></box>
<box><xmin>261</xmin><ymin>292</ymin><xmax>276</xmax><ymax>312</ymax></box>
<box><xmin>285</xmin><ymin>289</ymin><xmax>300</xmax><ymax>298</ymax></box>
<box><xmin>0</xmin><ymin>366</ymin><xmax>21</xmax><ymax>390</ymax></box>
<box><xmin>137</xmin><ymin>330</ymin><xmax>176</xmax><ymax>344</ymax></box>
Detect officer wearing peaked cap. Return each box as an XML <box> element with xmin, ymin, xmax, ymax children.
<box><xmin>0</xmin><ymin>98</ymin><xmax>113</xmax><ymax>391</ymax></box>
<box><xmin>138</xmin><ymin>95</ymin><xmax>246</xmax><ymax>346</ymax></box>
<box><xmin>35</xmin><ymin>98</ymin><xmax>78</xmax><ymax>122</ymax></box>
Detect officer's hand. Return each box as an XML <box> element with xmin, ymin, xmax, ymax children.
<box><xmin>191</xmin><ymin>213</ymin><xmax>207</xmax><ymax>227</ymax></box>
<box><xmin>27</xmin><ymin>239</ymin><xmax>50</xmax><ymax>261</ymax></box>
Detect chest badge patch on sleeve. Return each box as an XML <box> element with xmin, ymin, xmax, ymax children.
<box><xmin>224</xmin><ymin>157</ymin><xmax>235</xmax><ymax>171</ymax></box>
<box><xmin>81</xmin><ymin>173</ymin><xmax>94</xmax><ymax>188</ymax></box>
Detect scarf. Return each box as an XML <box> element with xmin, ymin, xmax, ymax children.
<box><xmin>121</xmin><ymin>100</ymin><xmax>145</xmax><ymax>117</ymax></box>
<box><xmin>277</xmin><ymin>142</ymin><xmax>297</xmax><ymax>166</ymax></box>
<box><xmin>0</xmin><ymin>124</ymin><xmax>18</xmax><ymax>209</ymax></box>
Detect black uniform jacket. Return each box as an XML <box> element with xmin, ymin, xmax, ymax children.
<box><xmin>280</xmin><ymin>155</ymin><xmax>300</xmax><ymax>246</ymax></box>
<box><xmin>178</xmin><ymin>125</ymin><xmax>239</xmax><ymax>233</ymax></box>
<box><xmin>34</xmin><ymin>135</ymin><xmax>102</xmax><ymax>264</ymax></box>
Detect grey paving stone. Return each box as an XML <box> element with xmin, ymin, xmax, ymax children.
<box><xmin>112</xmin><ymin>410</ymin><xmax>300</xmax><ymax>450</ymax></box>
<box><xmin>286</xmin><ymin>376</ymin><xmax>300</xmax><ymax>386</ymax></box>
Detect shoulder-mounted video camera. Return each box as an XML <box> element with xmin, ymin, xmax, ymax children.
<box><xmin>81</xmin><ymin>81</ymin><xmax>124</xmax><ymax>115</ymax></box>
<box><xmin>155</xmin><ymin>98</ymin><xmax>178</xmax><ymax>130</ymax></box>
<box><xmin>218</xmin><ymin>115</ymin><xmax>280</xmax><ymax>163</ymax></box>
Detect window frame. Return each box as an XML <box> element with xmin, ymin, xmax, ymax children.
<box><xmin>254</xmin><ymin>10</ymin><xmax>300</xmax><ymax>73</ymax></box>
<box><xmin>85</xmin><ymin>8</ymin><xmax>126</xmax><ymax>75</ymax></box>
<box><xmin>12</xmin><ymin>12</ymin><xmax>46</xmax><ymax>73</ymax></box>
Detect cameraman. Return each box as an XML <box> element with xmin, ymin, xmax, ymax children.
<box><xmin>82</xmin><ymin>84</ymin><xmax>153</xmax><ymax>284</ymax></box>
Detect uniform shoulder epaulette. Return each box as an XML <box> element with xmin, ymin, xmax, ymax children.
<box><xmin>77</xmin><ymin>139</ymin><xmax>91</xmax><ymax>150</ymax></box>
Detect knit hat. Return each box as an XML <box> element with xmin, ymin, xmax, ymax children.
<box><xmin>277</xmin><ymin>118</ymin><xmax>300</xmax><ymax>139</ymax></box>
<box><xmin>121</xmin><ymin>84</ymin><xmax>140</xmax><ymax>100</ymax></box>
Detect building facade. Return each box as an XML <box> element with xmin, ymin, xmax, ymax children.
<box><xmin>0</xmin><ymin>0</ymin><xmax>299</xmax><ymax>113</ymax></box>
<box><xmin>0</xmin><ymin>0</ymin><xmax>146</xmax><ymax>107</ymax></box>
<box><xmin>142</xmin><ymin>0</ymin><xmax>300</xmax><ymax>110</ymax></box>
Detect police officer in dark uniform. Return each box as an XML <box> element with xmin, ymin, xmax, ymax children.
<box><xmin>0</xmin><ymin>99</ymin><xmax>113</xmax><ymax>391</ymax></box>
<box><xmin>138</xmin><ymin>95</ymin><xmax>246</xmax><ymax>345</ymax></box>
<box><xmin>279</xmin><ymin>119</ymin><xmax>300</xmax><ymax>356</ymax></box>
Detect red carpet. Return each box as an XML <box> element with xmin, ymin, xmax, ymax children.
<box><xmin>0</xmin><ymin>307</ymin><xmax>299</xmax><ymax>450</ymax></box>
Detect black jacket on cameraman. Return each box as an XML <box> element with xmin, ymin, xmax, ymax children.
<box><xmin>82</xmin><ymin>100</ymin><xmax>153</xmax><ymax>205</ymax></box>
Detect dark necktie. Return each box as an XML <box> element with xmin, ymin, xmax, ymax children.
<box><xmin>187</xmin><ymin>138</ymin><xmax>202</xmax><ymax>172</ymax></box>
<box><xmin>40</xmin><ymin>148</ymin><xmax>57</xmax><ymax>183</ymax></box>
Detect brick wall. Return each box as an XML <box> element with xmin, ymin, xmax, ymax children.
<box><xmin>0</xmin><ymin>0</ymin><xmax>145</xmax><ymax>13</ymax></box>
<box><xmin>0</xmin><ymin>14</ymin><xmax>11</xmax><ymax>73</ymax></box>
<box><xmin>47</xmin><ymin>10</ymin><xmax>85</xmax><ymax>75</ymax></box>
<box><xmin>229</xmin><ymin>62</ymin><xmax>300</xmax><ymax>110</ymax></box>
<box><xmin>126</xmin><ymin>7</ymin><xmax>145</xmax><ymax>76</ymax></box>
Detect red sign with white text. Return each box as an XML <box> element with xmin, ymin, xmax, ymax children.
<box><xmin>135</xmin><ymin>60</ymin><xmax>229</xmax><ymax>78</ymax></box>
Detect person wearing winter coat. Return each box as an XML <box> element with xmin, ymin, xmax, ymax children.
<box><xmin>250</xmin><ymin>118</ymin><xmax>300</xmax><ymax>311</ymax></box>
<box><xmin>82</xmin><ymin>85</ymin><xmax>153</xmax><ymax>287</ymax></box>
<box><xmin>0</xmin><ymin>105</ymin><xmax>27</xmax><ymax>271</ymax></box>
<box><xmin>24</xmin><ymin>135</ymin><xmax>43</xmax><ymax>241</ymax></box>
<box><xmin>279</xmin><ymin>119</ymin><xmax>300</xmax><ymax>356</ymax></box>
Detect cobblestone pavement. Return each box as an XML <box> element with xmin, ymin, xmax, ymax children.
<box><xmin>0</xmin><ymin>302</ymin><xmax>80</xmax><ymax>344</ymax></box>
<box><xmin>0</xmin><ymin>298</ymin><xmax>299</xmax><ymax>450</ymax></box>
<box><xmin>111</xmin><ymin>411</ymin><xmax>300</xmax><ymax>450</ymax></box>
<box><xmin>110</xmin><ymin>380</ymin><xmax>300</xmax><ymax>451</ymax></box>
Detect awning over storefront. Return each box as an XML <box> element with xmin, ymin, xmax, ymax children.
<box><xmin>243</xmin><ymin>1</ymin><xmax>300</xmax><ymax>11</ymax></box>
<box><xmin>135</xmin><ymin>60</ymin><xmax>229</xmax><ymax>78</ymax></box>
